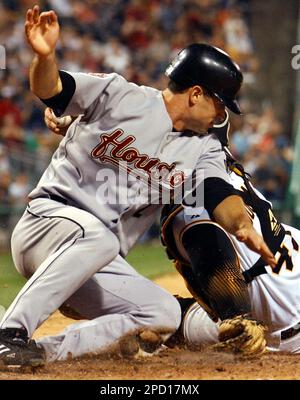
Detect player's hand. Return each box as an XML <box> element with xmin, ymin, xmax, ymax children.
<box><xmin>213</xmin><ymin>195</ymin><xmax>276</xmax><ymax>269</ymax></box>
<box><xmin>235</xmin><ymin>227</ymin><xmax>276</xmax><ymax>268</ymax></box>
<box><xmin>44</xmin><ymin>107</ymin><xmax>72</xmax><ymax>136</ymax></box>
<box><xmin>25</xmin><ymin>5</ymin><xmax>59</xmax><ymax>56</ymax></box>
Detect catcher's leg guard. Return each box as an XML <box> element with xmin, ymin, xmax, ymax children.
<box><xmin>181</xmin><ymin>223</ymin><xmax>251</xmax><ymax>320</ymax></box>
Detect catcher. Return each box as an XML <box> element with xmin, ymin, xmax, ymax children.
<box><xmin>161</xmin><ymin>113</ymin><xmax>300</xmax><ymax>356</ymax></box>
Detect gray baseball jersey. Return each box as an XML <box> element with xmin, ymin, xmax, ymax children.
<box><xmin>29</xmin><ymin>71</ymin><xmax>230</xmax><ymax>255</ymax></box>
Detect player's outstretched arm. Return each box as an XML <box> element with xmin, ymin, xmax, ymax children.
<box><xmin>25</xmin><ymin>5</ymin><xmax>62</xmax><ymax>99</ymax></box>
<box><xmin>213</xmin><ymin>195</ymin><xmax>276</xmax><ymax>268</ymax></box>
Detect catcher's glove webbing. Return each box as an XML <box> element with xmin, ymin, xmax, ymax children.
<box><xmin>213</xmin><ymin>315</ymin><xmax>267</xmax><ymax>357</ymax></box>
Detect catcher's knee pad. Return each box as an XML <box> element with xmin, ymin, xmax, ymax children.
<box><xmin>181</xmin><ymin>222</ymin><xmax>251</xmax><ymax>320</ymax></box>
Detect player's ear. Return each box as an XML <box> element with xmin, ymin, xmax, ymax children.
<box><xmin>189</xmin><ymin>85</ymin><xmax>204</xmax><ymax>105</ymax></box>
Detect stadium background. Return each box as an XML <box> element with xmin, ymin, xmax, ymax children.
<box><xmin>0</xmin><ymin>0</ymin><xmax>300</xmax><ymax>380</ymax></box>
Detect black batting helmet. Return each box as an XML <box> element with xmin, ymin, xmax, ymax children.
<box><xmin>165</xmin><ymin>43</ymin><xmax>243</xmax><ymax>115</ymax></box>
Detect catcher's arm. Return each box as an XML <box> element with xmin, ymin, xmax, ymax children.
<box><xmin>213</xmin><ymin>195</ymin><xmax>276</xmax><ymax>268</ymax></box>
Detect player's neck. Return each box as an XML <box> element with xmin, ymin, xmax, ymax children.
<box><xmin>162</xmin><ymin>89</ymin><xmax>188</xmax><ymax>132</ymax></box>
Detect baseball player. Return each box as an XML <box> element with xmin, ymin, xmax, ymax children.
<box><xmin>161</xmin><ymin>115</ymin><xmax>300</xmax><ymax>355</ymax></box>
<box><xmin>0</xmin><ymin>6</ymin><xmax>275</xmax><ymax>367</ymax></box>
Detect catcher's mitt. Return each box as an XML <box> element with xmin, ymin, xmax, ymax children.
<box><xmin>213</xmin><ymin>315</ymin><xmax>267</xmax><ymax>357</ymax></box>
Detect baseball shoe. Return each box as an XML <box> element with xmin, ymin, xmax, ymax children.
<box><xmin>0</xmin><ymin>328</ymin><xmax>46</xmax><ymax>369</ymax></box>
<box><xmin>119</xmin><ymin>329</ymin><xmax>164</xmax><ymax>359</ymax></box>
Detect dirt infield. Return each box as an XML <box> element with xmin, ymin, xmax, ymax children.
<box><xmin>1</xmin><ymin>273</ymin><xmax>300</xmax><ymax>380</ymax></box>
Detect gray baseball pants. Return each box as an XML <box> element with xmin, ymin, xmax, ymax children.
<box><xmin>0</xmin><ymin>198</ymin><xmax>181</xmax><ymax>361</ymax></box>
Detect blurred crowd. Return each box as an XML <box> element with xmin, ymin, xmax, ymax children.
<box><xmin>0</xmin><ymin>0</ymin><xmax>294</xmax><ymax>246</ymax></box>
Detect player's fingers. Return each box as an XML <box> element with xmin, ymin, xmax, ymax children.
<box><xmin>26</xmin><ymin>9</ymin><xmax>33</xmax><ymax>24</ymax></box>
<box><xmin>249</xmin><ymin>237</ymin><xmax>276</xmax><ymax>268</ymax></box>
<box><xmin>45</xmin><ymin>117</ymin><xmax>58</xmax><ymax>131</ymax></box>
<box><xmin>48</xmin><ymin>124</ymin><xmax>60</xmax><ymax>133</ymax></box>
<box><xmin>249</xmin><ymin>231</ymin><xmax>276</xmax><ymax>267</ymax></box>
<box><xmin>44</xmin><ymin>107</ymin><xmax>53</xmax><ymax>120</ymax></box>
<box><xmin>32</xmin><ymin>5</ymin><xmax>39</xmax><ymax>23</ymax></box>
<box><xmin>44</xmin><ymin>111</ymin><xmax>54</xmax><ymax>127</ymax></box>
<box><xmin>44</xmin><ymin>115</ymin><xmax>50</xmax><ymax>128</ymax></box>
<box><xmin>49</xmin><ymin>10</ymin><xmax>58</xmax><ymax>23</ymax></box>
<box><xmin>38</xmin><ymin>11</ymin><xmax>53</xmax><ymax>26</ymax></box>
<box><xmin>47</xmin><ymin>109</ymin><xmax>61</xmax><ymax>125</ymax></box>
<box><xmin>236</xmin><ymin>228</ymin><xmax>276</xmax><ymax>268</ymax></box>
<box><xmin>24</xmin><ymin>21</ymin><xmax>32</xmax><ymax>36</ymax></box>
<box><xmin>258</xmin><ymin>241</ymin><xmax>276</xmax><ymax>268</ymax></box>
<box><xmin>46</xmin><ymin>124</ymin><xmax>60</xmax><ymax>133</ymax></box>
